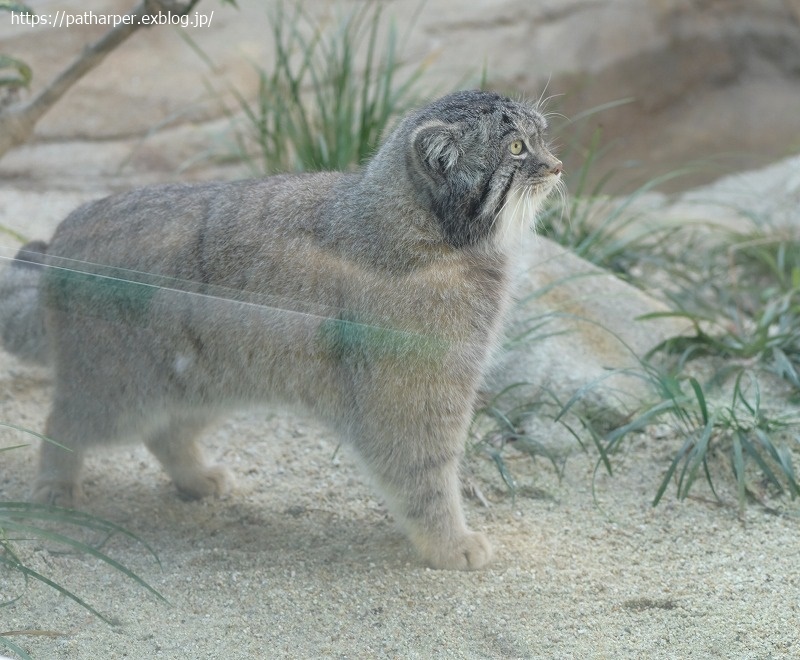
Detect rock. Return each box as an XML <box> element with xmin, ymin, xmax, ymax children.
<box><xmin>2</xmin><ymin>0</ymin><xmax>799</xmax><ymax>194</ymax></box>
<box><xmin>482</xmin><ymin>147</ymin><xmax>800</xmax><ymax>448</ymax></box>
<box><xmin>663</xmin><ymin>153</ymin><xmax>800</xmax><ymax>232</ymax></box>
<box><xmin>373</xmin><ymin>0</ymin><xmax>800</xmax><ymax>192</ymax></box>
<box><xmin>0</xmin><ymin>0</ymin><xmax>267</xmax><ymax>141</ymax></box>
<box><xmin>483</xmin><ymin>235</ymin><xmax>689</xmax><ymax>446</ymax></box>
<box><xmin>0</xmin><ymin>189</ymin><xmax>102</xmax><ymax>246</ymax></box>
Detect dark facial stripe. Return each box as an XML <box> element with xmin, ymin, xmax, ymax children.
<box><xmin>473</xmin><ymin>159</ymin><xmax>505</xmax><ymax>218</ymax></box>
<box><xmin>494</xmin><ymin>170</ymin><xmax>517</xmax><ymax>219</ymax></box>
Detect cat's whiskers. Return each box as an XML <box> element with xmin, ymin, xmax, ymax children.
<box><xmin>554</xmin><ymin>178</ymin><xmax>569</xmax><ymax>225</ymax></box>
<box><xmin>519</xmin><ymin>185</ymin><xmax>532</xmax><ymax>242</ymax></box>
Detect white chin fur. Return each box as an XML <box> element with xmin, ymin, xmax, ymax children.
<box><xmin>493</xmin><ymin>180</ymin><xmax>556</xmax><ymax>250</ymax></box>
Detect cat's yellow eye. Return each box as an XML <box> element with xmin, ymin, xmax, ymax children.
<box><xmin>509</xmin><ymin>140</ymin><xmax>525</xmax><ymax>156</ymax></box>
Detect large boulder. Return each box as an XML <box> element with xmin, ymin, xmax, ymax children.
<box><xmin>663</xmin><ymin>153</ymin><xmax>800</xmax><ymax>232</ymax></box>
<box><xmin>484</xmin><ymin>235</ymin><xmax>687</xmax><ymax>443</ymax></box>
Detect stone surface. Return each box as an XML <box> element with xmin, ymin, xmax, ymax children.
<box><xmin>664</xmin><ymin>152</ymin><xmax>800</xmax><ymax>231</ymax></box>
<box><xmin>486</xmin><ymin>235</ymin><xmax>688</xmax><ymax>440</ymax></box>
<box><xmin>0</xmin><ymin>0</ymin><xmax>267</xmax><ymax>140</ymax></box>
<box><xmin>2</xmin><ymin>0</ymin><xmax>800</xmax><ymax>192</ymax></box>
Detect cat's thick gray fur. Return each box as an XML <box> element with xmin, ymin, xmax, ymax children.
<box><xmin>0</xmin><ymin>90</ymin><xmax>562</xmax><ymax>569</ymax></box>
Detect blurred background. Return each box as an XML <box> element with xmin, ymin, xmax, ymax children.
<box><xmin>3</xmin><ymin>0</ymin><xmax>800</xmax><ymax>195</ymax></box>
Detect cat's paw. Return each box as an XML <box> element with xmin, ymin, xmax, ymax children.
<box><xmin>420</xmin><ymin>530</ymin><xmax>493</xmax><ymax>570</ymax></box>
<box><xmin>174</xmin><ymin>465</ymin><xmax>231</xmax><ymax>500</ymax></box>
<box><xmin>31</xmin><ymin>480</ymin><xmax>83</xmax><ymax>508</ymax></box>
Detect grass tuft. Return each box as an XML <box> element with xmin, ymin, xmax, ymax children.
<box><xmin>186</xmin><ymin>0</ymin><xmax>429</xmax><ymax>174</ymax></box>
<box><xmin>1</xmin><ymin>435</ymin><xmax>166</xmax><ymax>658</ymax></box>
<box><xmin>534</xmin><ymin>134</ymin><xmax>800</xmax><ymax>511</ymax></box>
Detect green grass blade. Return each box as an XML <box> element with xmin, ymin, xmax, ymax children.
<box><xmin>775</xmin><ymin>444</ymin><xmax>800</xmax><ymax>498</ymax></box>
<box><xmin>738</xmin><ymin>433</ymin><xmax>784</xmax><ymax>494</ymax></box>
<box><xmin>689</xmin><ymin>377</ymin><xmax>708</xmax><ymax>426</ymax></box>
<box><xmin>0</xmin><ymin>518</ymin><xmax>167</xmax><ymax>605</ymax></box>
<box><xmin>602</xmin><ymin>397</ymin><xmax>685</xmax><ymax>447</ymax></box>
<box><xmin>0</xmin><ymin>635</ymin><xmax>33</xmax><ymax>660</ymax></box>
<box><xmin>701</xmin><ymin>455</ymin><xmax>722</xmax><ymax>504</ymax></box>
<box><xmin>679</xmin><ymin>411</ymin><xmax>717</xmax><ymax>499</ymax></box>
<box><xmin>771</xmin><ymin>347</ymin><xmax>800</xmax><ymax>389</ymax></box>
<box><xmin>0</xmin><ymin>443</ymin><xmax>29</xmax><ymax>452</ymax></box>
<box><xmin>0</xmin><ymin>541</ymin><xmax>30</xmax><ymax>606</ymax></box>
<box><xmin>0</xmin><ymin>225</ymin><xmax>29</xmax><ymax>243</ymax></box>
<box><xmin>487</xmin><ymin>449</ymin><xmax>517</xmax><ymax>495</ymax></box>
<box><xmin>554</xmin><ymin>418</ymin><xmax>590</xmax><ymax>454</ymax></box>
<box><xmin>732</xmin><ymin>432</ymin><xmax>746</xmax><ymax>513</ymax></box>
<box><xmin>591</xmin><ymin>425</ymin><xmax>614</xmax><ymax>476</ymax></box>
<box><xmin>5</xmin><ymin>557</ymin><xmax>111</xmax><ymax>623</ymax></box>
<box><xmin>512</xmin><ymin>435</ymin><xmax>562</xmax><ymax>475</ymax></box>
<box><xmin>653</xmin><ymin>436</ymin><xmax>694</xmax><ymax>506</ymax></box>
<box><xmin>0</xmin><ymin>503</ymin><xmax>161</xmax><ymax>564</ymax></box>
<box><xmin>752</xmin><ymin>429</ymin><xmax>800</xmax><ymax>496</ymax></box>
<box><xmin>0</xmin><ymin>423</ymin><xmax>71</xmax><ymax>451</ymax></box>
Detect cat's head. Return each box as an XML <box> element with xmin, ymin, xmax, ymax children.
<box><xmin>401</xmin><ymin>90</ymin><xmax>562</xmax><ymax>249</ymax></box>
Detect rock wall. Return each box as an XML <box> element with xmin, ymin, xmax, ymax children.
<box><xmin>408</xmin><ymin>0</ymin><xmax>800</xmax><ymax>191</ymax></box>
<box><xmin>1</xmin><ymin>0</ymin><xmax>799</xmax><ymax>191</ymax></box>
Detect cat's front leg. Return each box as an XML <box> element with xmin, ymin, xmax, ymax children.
<box><xmin>398</xmin><ymin>461</ymin><xmax>492</xmax><ymax>570</ymax></box>
<box><xmin>355</xmin><ymin>437</ymin><xmax>492</xmax><ymax>570</ymax></box>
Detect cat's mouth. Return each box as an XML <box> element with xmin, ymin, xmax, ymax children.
<box><xmin>532</xmin><ymin>171</ymin><xmax>562</xmax><ymax>193</ymax></box>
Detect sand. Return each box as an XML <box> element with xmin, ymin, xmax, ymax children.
<box><xmin>1</xmin><ymin>352</ymin><xmax>798</xmax><ymax>659</ymax></box>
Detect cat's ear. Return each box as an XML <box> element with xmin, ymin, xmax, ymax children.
<box><xmin>412</xmin><ymin>121</ymin><xmax>463</xmax><ymax>178</ymax></box>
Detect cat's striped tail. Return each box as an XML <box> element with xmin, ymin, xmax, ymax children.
<box><xmin>0</xmin><ymin>240</ymin><xmax>51</xmax><ymax>365</ymax></box>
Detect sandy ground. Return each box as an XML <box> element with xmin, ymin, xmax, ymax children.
<box><xmin>1</xmin><ymin>350</ymin><xmax>799</xmax><ymax>659</ymax></box>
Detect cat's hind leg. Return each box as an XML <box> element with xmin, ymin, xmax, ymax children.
<box><xmin>33</xmin><ymin>414</ymin><xmax>87</xmax><ymax>508</ymax></box>
<box><xmin>32</xmin><ymin>395</ymin><xmax>111</xmax><ymax>507</ymax></box>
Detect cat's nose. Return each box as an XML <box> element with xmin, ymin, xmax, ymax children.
<box><xmin>550</xmin><ymin>160</ymin><xmax>563</xmax><ymax>176</ymax></box>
